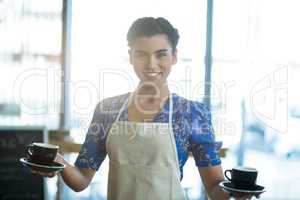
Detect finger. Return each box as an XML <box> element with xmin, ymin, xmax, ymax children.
<box><xmin>43</xmin><ymin>172</ymin><xmax>56</xmax><ymax>177</ymax></box>
<box><xmin>30</xmin><ymin>169</ymin><xmax>56</xmax><ymax>178</ymax></box>
<box><xmin>232</xmin><ymin>195</ymin><xmax>244</xmax><ymax>200</ymax></box>
<box><xmin>255</xmin><ymin>194</ymin><xmax>261</xmax><ymax>199</ymax></box>
<box><xmin>234</xmin><ymin>197</ymin><xmax>251</xmax><ymax>200</ymax></box>
<box><xmin>46</xmin><ymin>173</ymin><xmax>56</xmax><ymax>178</ymax></box>
<box><xmin>30</xmin><ymin>169</ymin><xmax>43</xmax><ymax>175</ymax></box>
<box><xmin>54</xmin><ymin>153</ymin><xmax>65</xmax><ymax>164</ymax></box>
<box><xmin>232</xmin><ymin>194</ymin><xmax>252</xmax><ymax>200</ymax></box>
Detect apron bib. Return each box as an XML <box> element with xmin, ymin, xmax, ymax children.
<box><xmin>106</xmin><ymin>93</ymin><xmax>185</xmax><ymax>200</ymax></box>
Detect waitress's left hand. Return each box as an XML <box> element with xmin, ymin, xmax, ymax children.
<box><xmin>30</xmin><ymin>153</ymin><xmax>66</xmax><ymax>178</ymax></box>
<box><xmin>231</xmin><ymin>192</ymin><xmax>260</xmax><ymax>200</ymax></box>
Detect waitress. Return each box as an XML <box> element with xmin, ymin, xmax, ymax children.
<box><xmin>32</xmin><ymin>17</ymin><xmax>253</xmax><ymax>200</ymax></box>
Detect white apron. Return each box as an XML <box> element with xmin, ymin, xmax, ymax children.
<box><xmin>106</xmin><ymin>93</ymin><xmax>185</xmax><ymax>200</ymax></box>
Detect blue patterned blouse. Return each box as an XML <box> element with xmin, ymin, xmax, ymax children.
<box><xmin>75</xmin><ymin>92</ymin><xmax>222</xmax><ymax>180</ymax></box>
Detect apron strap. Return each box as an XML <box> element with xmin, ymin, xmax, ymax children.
<box><xmin>168</xmin><ymin>93</ymin><xmax>173</xmax><ymax>128</ymax></box>
<box><xmin>115</xmin><ymin>92</ymin><xmax>133</xmax><ymax>122</ymax></box>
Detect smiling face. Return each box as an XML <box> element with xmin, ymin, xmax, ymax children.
<box><xmin>129</xmin><ymin>34</ymin><xmax>177</xmax><ymax>87</ymax></box>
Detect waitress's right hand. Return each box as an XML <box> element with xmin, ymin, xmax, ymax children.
<box><xmin>30</xmin><ymin>153</ymin><xmax>66</xmax><ymax>178</ymax></box>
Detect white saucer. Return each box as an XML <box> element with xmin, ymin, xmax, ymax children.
<box><xmin>219</xmin><ymin>180</ymin><xmax>266</xmax><ymax>195</ymax></box>
<box><xmin>20</xmin><ymin>157</ymin><xmax>65</xmax><ymax>173</ymax></box>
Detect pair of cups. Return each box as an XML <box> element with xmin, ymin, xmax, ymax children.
<box><xmin>225</xmin><ymin>167</ymin><xmax>258</xmax><ymax>190</ymax></box>
<box><xmin>26</xmin><ymin>142</ymin><xmax>59</xmax><ymax>165</ymax></box>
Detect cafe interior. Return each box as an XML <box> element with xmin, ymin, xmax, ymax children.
<box><xmin>1</xmin><ymin>0</ymin><xmax>300</xmax><ymax>199</ymax></box>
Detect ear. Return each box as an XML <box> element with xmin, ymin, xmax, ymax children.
<box><xmin>128</xmin><ymin>49</ymin><xmax>133</xmax><ymax>65</ymax></box>
<box><xmin>172</xmin><ymin>49</ymin><xmax>178</xmax><ymax>65</ymax></box>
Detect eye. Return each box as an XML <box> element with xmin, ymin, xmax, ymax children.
<box><xmin>134</xmin><ymin>52</ymin><xmax>147</xmax><ymax>59</ymax></box>
<box><xmin>157</xmin><ymin>52</ymin><xmax>168</xmax><ymax>59</ymax></box>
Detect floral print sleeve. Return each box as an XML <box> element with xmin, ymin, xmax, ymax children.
<box><xmin>74</xmin><ymin>94</ymin><xmax>128</xmax><ymax>170</ymax></box>
<box><xmin>188</xmin><ymin>101</ymin><xmax>222</xmax><ymax>167</ymax></box>
<box><xmin>74</xmin><ymin>101</ymin><xmax>108</xmax><ymax>170</ymax></box>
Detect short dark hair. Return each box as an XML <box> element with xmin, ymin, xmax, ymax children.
<box><xmin>127</xmin><ymin>17</ymin><xmax>180</xmax><ymax>52</ymax></box>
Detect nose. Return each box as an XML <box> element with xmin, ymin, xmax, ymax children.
<box><xmin>146</xmin><ymin>55</ymin><xmax>158</xmax><ymax>70</ymax></box>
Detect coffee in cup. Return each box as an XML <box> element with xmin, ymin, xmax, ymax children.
<box><xmin>26</xmin><ymin>143</ymin><xmax>59</xmax><ymax>165</ymax></box>
<box><xmin>224</xmin><ymin>166</ymin><xmax>258</xmax><ymax>190</ymax></box>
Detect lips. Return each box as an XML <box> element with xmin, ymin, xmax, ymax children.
<box><xmin>143</xmin><ymin>72</ymin><xmax>162</xmax><ymax>79</ymax></box>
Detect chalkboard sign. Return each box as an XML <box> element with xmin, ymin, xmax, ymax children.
<box><xmin>0</xmin><ymin>127</ymin><xmax>48</xmax><ymax>200</ymax></box>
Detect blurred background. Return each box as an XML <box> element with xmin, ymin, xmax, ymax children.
<box><xmin>0</xmin><ymin>0</ymin><xmax>300</xmax><ymax>199</ymax></box>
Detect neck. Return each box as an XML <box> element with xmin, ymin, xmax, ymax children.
<box><xmin>134</xmin><ymin>82</ymin><xmax>170</xmax><ymax>103</ymax></box>
<box><xmin>128</xmin><ymin>82</ymin><xmax>170</xmax><ymax>120</ymax></box>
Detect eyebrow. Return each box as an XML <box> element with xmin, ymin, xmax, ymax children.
<box><xmin>154</xmin><ymin>49</ymin><xmax>169</xmax><ymax>54</ymax></box>
<box><xmin>134</xmin><ymin>49</ymin><xmax>169</xmax><ymax>54</ymax></box>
